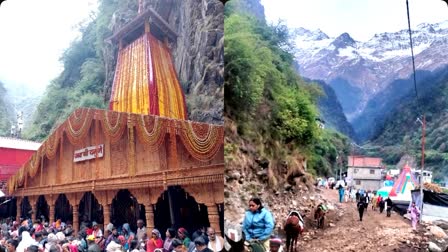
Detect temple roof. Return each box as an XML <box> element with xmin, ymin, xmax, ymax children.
<box><xmin>105</xmin><ymin>7</ymin><xmax>177</xmax><ymax>44</ymax></box>
<box><xmin>109</xmin><ymin>32</ymin><xmax>187</xmax><ymax>120</ymax></box>
<box><xmin>7</xmin><ymin>108</ymin><xmax>223</xmax><ymax>195</ymax></box>
<box><xmin>0</xmin><ymin>137</ymin><xmax>41</xmax><ymax>151</ymax></box>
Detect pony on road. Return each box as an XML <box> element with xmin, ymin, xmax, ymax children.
<box><xmin>283</xmin><ymin>211</ymin><xmax>305</xmax><ymax>252</ymax></box>
<box><xmin>314</xmin><ymin>203</ymin><xmax>327</xmax><ymax>229</ymax></box>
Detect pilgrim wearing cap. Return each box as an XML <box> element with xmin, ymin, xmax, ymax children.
<box><xmin>269</xmin><ymin>238</ymin><xmax>282</xmax><ymax>252</ymax></box>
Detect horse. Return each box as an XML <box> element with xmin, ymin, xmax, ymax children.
<box><xmin>314</xmin><ymin>203</ymin><xmax>326</xmax><ymax>229</ymax></box>
<box><xmin>283</xmin><ymin>211</ymin><xmax>305</xmax><ymax>252</ymax></box>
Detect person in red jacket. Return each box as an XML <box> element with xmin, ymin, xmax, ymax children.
<box><xmin>146</xmin><ymin>229</ymin><xmax>163</xmax><ymax>252</ymax></box>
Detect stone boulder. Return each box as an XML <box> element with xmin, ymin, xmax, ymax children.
<box><xmin>428</xmin><ymin>242</ymin><xmax>442</xmax><ymax>252</ymax></box>
<box><xmin>429</xmin><ymin>225</ymin><xmax>447</xmax><ymax>239</ymax></box>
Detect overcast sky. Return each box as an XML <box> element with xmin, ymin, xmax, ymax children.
<box><xmin>0</xmin><ymin>0</ymin><xmax>97</xmax><ymax>94</ymax></box>
<box><xmin>261</xmin><ymin>0</ymin><xmax>448</xmax><ymax>41</ymax></box>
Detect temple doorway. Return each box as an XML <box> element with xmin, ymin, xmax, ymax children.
<box><xmin>111</xmin><ymin>189</ymin><xmax>144</xmax><ymax>232</ymax></box>
<box><xmin>154</xmin><ymin>186</ymin><xmax>210</xmax><ymax>238</ymax></box>
<box><xmin>20</xmin><ymin>197</ymin><xmax>32</xmax><ymax>219</ymax></box>
<box><xmin>0</xmin><ymin>197</ymin><xmax>16</xmax><ymax>219</ymax></box>
<box><xmin>78</xmin><ymin>192</ymin><xmax>103</xmax><ymax>230</ymax></box>
<box><xmin>35</xmin><ymin>195</ymin><xmax>49</xmax><ymax>223</ymax></box>
<box><xmin>55</xmin><ymin>194</ymin><xmax>72</xmax><ymax>224</ymax></box>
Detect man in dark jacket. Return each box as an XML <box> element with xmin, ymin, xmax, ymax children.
<box><xmin>357</xmin><ymin>196</ymin><xmax>366</xmax><ymax>221</ymax></box>
<box><xmin>193</xmin><ymin>236</ymin><xmax>212</xmax><ymax>252</ymax></box>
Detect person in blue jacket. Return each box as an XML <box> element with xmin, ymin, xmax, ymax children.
<box><xmin>242</xmin><ymin>197</ymin><xmax>274</xmax><ymax>251</ymax></box>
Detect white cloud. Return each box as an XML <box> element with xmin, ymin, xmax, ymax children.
<box><xmin>0</xmin><ymin>0</ymin><xmax>98</xmax><ymax>93</ymax></box>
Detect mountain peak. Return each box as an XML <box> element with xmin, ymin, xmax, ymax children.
<box><xmin>294</xmin><ymin>27</ymin><xmax>329</xmax><ymax>40</ymax></box>
<box><xmin>331</xmin><ymin>32</ymin><xmax>356</xmax><ymax>48</ymax></box>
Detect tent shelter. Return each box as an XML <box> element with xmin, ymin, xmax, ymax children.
<box><xmin>389</xmin><ymin>164</ymin><xmax>418</xmax><ymax>197</ymax></box>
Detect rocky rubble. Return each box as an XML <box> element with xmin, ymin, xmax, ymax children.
<box><xmin>396</xmin><ymin>220</ymin><xmax>448</xmax><ymax>251</ymax></box>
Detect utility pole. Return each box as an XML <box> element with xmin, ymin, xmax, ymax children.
<box><xmin>420</xmin><ymin>115</ymin><xmax>425</xmax><ymax>221</ymax></box>
<box><xmin>417</xmin><ymin>115</ymin><xmax>425</xmax><ymax>221</ymax></box>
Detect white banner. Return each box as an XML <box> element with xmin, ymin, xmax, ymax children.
<box><xmin>73</xmin><ymin>144</ymin><xmax>104</xmax><ymax>162</ymax></box>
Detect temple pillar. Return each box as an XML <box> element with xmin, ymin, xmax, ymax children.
<box><xmin>144</xmin><ymin>203</ymin><xmax>155</xmax><ymax>236</ymax></box>
<box><xmin>49</xmin><ymin>204</ymin><xmax>55</xmax><ymax>225</ymax></box>
<box><xmin>31</xmin><ymin>204</ymin><xmax>37</xmax><ymax>224</ymax></box>
<box><xmin>103</xmin><ymin>204</ymin><xmax>111</xmax><ymax>226</ymax></box>
<box><xmin>16</xmin><ymin>198</ymin><xmax>21</xmax><ymax>222</ymax></box>
<box><xmin>205</xmin><ymin>203</ymin><xmax>221</xmax><ymax>236</ymax></box>
<box><xmin>72</xmin><ymin>205</ymin><xmax>79</xmax><ymax>234</ymax></box>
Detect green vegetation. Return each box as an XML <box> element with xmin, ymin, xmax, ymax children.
<box><xmin>365</xmin><ymin>67</ymin><xmax>448</xmax><ymax>180</ymax></box>
<box><xmin>0</xmin><ymin>81</ymin><xmax>12</xmax><ymax>136</ymax></box>
<box><xmin>24</xmin><ymin>0</ymin><xmax>138</xmax><ymax>141</ymax></box>
<box><xmin>224</xmin><ymin>0</ymin><xmax>350</xmax><ymax>178</ymax></box>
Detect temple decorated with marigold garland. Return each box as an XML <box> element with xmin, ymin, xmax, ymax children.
<box><xmin>6</xmin><ymin>3</ymin><xmax>223</xmax><ymax>237</ymax></box>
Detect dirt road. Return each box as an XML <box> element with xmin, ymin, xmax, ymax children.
<box><xmin>299</xmin><ymin>189</ymin><xmax>425</xmax><ymax>252</ymax></box>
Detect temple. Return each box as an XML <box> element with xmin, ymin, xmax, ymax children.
<box><xmin>6</xmin><ymin>3</ymin><xmax>224</xmax><ymax>236</ymax></box>
<box><xmin>108</xmin><ymin>7</ymin><xmax>187</xmax><ymax>120</ymax></box>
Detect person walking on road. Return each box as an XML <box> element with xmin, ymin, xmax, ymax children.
<box><xmin>408</xmin><ymin>202</ymin><xmax>421</xmax><ymax>230</ymax></box>
<box><xmin>385</xmin><ymin>197</ymin><xmax>393</xmax><ymax>217</ymax></box>
<box><xmin>338</xmin><ymin>184</ymin><xmax>345</xmax><ymax>203</ymax></box>
<box><xmin>379</xmin><ymin>197</ymin><xmax>385</xmax><ymax>213</ymax></box>
<box><xmin>357</xmin><ymin>199</ymin><xmax>365</xmax><ymax>221</ymax></box>
<box><xmin>364</xmin><ymin>192</ymin><xmax>369</xmax><ymax>212</ymax></box>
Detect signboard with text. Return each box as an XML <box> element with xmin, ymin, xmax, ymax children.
<box><xmin>73</xmin><ymin>144</ymin><xmax>104</xmax><ymax>163</ymax></box>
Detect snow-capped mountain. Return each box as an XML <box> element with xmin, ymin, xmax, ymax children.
<box><xmin>293</xmin><ymin>20</ymin><xmax>448</xmax><ymax>122</ymax></box>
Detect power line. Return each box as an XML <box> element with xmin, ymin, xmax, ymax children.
<box><xmin>406</xmin><ymin>0</ymin><xmax>421</xmax><ymax>114</ymax></box>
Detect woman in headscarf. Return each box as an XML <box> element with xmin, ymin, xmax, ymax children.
<box><xmin>16</xmin><ymin>231</ymin><xmax>37</xmax><ymax>252</ymax></box>
<box><xmin>176</xmin><ymin>228</ymin><xmax>190</xmax><ymax>249</ymax></box>
<box><xmin>146</xmin><ymin>229</ymin><xmax>163</xmax><ymax>252</ymax></box>
<box><xmin>122</xmin><ymin>223</ymin><xmax>135</xmax><ymax>251</ymax></box>
<box><xmin>162</xmin><ymin>228</ymin><xmax>175</xmax><ymax>252</ymax></box>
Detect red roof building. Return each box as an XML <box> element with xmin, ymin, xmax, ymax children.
<box><xmin>0</xmin><ymin>137</ymin><xmax>41</xmax><ymax>194</ymax></box>
<box><xmin>348</xmin><ymin>156</ymin><xmax>383</xmax><ymax>168</ymax></box>
<box><xmin>347</xmin><ymin>156</ymin><xmax>383</xmax><ymax>191</ymax></box>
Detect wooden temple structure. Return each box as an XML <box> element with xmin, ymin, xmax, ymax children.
<box><xmin>7</xmin><ymin>2</ymin><xmax>224</xmax><ymax>236</ymax></box>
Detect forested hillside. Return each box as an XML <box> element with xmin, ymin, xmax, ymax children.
<box><xmin>363</xmin><ymin>66</ymin><xmax>448</xmax><ymax>181</ymax></box>
<box><xmin>0</xmin><ymin>81</ymin><xmax>12</xmax><ymax>136</ymax></box>
<box><xmin>307</xmin><ymin>79</ymin><xmax>355</xmax><ymax>139</ymax></box>
<box><xmin>224</xmin><ymin>0</ymin><xmax>350</xmax><ymax>184</ymax></box>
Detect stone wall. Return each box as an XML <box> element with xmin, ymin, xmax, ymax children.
<box><xmin>146</xmin><ymin>0</ymin><xmax>224</xmax><ymax>124</ymax></box>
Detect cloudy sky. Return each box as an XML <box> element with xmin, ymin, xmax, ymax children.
<box><xmin>0</xmin><ymin>0</ymin><xmax>97</xmax><ymax>94</ymax></box>
<box><xmin>261</xmin><ymin>0</ymin><xmax>448</xmax><ymax>41</ymax></box>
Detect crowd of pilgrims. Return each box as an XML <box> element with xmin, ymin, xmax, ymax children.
<box><xmin>0</xmin><ymin>217</ymin><xmax>224</xmax><ymax>252</ymax></box>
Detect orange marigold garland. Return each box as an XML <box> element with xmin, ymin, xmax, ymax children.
<box><xmin>16</xmin><ymin>166</ymin><xmax>25</xmax><ymax>187</ymax></box>
<box><xmin>100</xmin><ymin>110</ymin><xmax>128</xmax><ymax>143</ymax></box>
<box><xmin>65</xmin><ymin>108</ymin><xmax>94</xmax><ymax>145</ymax></box>
<box><xmin>28</xmin><ymin>151</ymin><xmax>40</xmax><ymax>178</ymax></box>
<box><xmin>135</xmin><ymin>114</ymin><xmax>167</xmax><ymax>151</ymax></box>
<box><xmin>178</xmin><ymin>121</ymin><xmax>224</xmax><ymax>162</ymax></box>
<box><xmin>45</xmin><ymin>128</ymin><xmax>61</xmax><ymax>160</ymax></box>
<box><xmin>8</xmin><ymin>176</ymin><xmax>14</xmax><ymax>195</ymax></box>
<box><xmin>128</xmin><ymin>125</ymin><xmax>136</xmax><ymax>176</ymax></box>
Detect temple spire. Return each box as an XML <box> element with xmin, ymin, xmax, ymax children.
<box><xmin>138</xmin><ymin>0</ymin><xmax>144</xmax><ymax>14</ymax></box>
